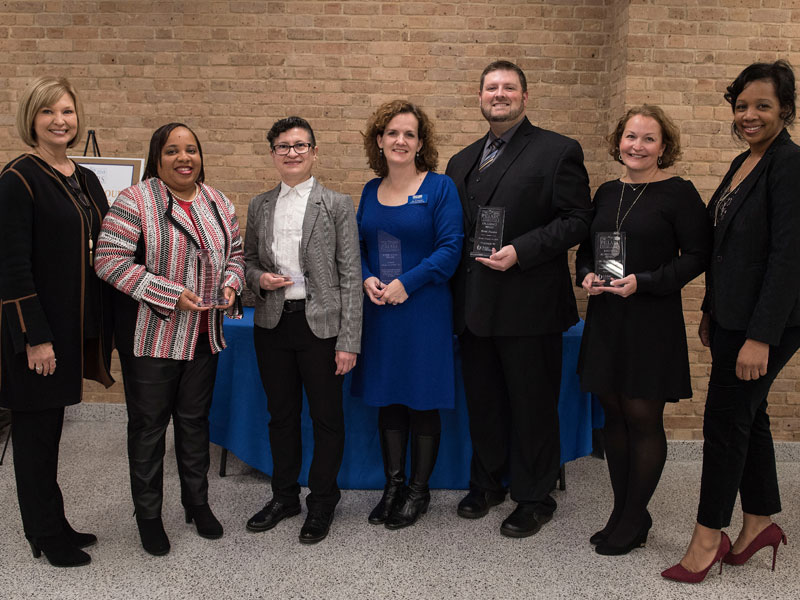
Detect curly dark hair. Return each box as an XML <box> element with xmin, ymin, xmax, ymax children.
<box><xmin>724</xmin><ymin>60</ymin><xmax>796</xmax><ymax>140</ymax></box>
<box><xmin>606</xmin><ymin>105</ymin><xmax>682</xmax><ymax>169</ymax></box>
<box><xmin>267</xmin><ymin>116</ymin><xmax>316</xmax><ymax>148</ymax></box>
<box><xmin>363</xmin><ymin>100</ymin><xmax>438</xmax><ymax>177</ymax></box>
<box><xmin>143</xmin><ymin>122</ymin><xmax>205</xmax><ymax>183</ymax></box>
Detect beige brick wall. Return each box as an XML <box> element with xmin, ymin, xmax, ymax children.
<box><xmin>2</xmin><ymin>0</ymin><xmax>800</xmax><ymax>440</ymax></box>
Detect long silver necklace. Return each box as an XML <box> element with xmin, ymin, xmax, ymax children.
<box><xmin>615</xmin><ymin>181</ymin><xmax>649</xmax><ymax>232</ymax></box>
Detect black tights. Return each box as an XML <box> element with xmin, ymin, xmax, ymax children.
<box><xmin>378</xmin><ymin>404</ymin><xmax>440</xmax><ymax>436</ymax></box>
<box><xmin>598</xmin><ymin>394</ymin><xmax>667</xmax><ymax>545</ymax></box>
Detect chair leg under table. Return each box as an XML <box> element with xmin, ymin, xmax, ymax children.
<box><xmin>219</xmin><ymin>448</ymin><xmax>228</xmax><ymax>477</ymax></box>
<box><xmin>0</xmin><ymin>426</ymin><xmax>10</xmax><ymax>466</ymax></box>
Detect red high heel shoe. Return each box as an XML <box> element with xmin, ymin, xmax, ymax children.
<box><xmin>661</xmin><ymin>531</ymin><xmax>731</xmax><ymax>584</ymax></box>
<box><xmin>723</xmin><ymin>523</ymin><xmax>787</xmax><ymax>571</ymax></box>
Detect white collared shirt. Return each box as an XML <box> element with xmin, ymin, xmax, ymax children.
<box><xmin>272</xmin><ymin>176</ymin><xmax>314</xmax><ymax>300</ymax></box>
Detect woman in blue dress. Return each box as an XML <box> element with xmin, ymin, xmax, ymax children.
<box><xmin>354</xmin><ymin>100</ymin><xmax>463</xmax><ymax>529</ymax></box>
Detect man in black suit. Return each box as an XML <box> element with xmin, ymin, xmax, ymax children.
<box><xmin>445</xmin><ymin>60</ymin><xmax>592</xmax><ymax>537</ymax></box>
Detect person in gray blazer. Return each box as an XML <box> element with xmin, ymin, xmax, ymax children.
<box><xmin>243</xmin><ymin>116</ymin><xmax>362</xmax><ymax>544</ymax></box>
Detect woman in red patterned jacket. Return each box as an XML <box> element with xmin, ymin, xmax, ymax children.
<box><xmin>95</xmin><ymin>123</ymin><xmax>245</xmax><ymax>557</ymax></box>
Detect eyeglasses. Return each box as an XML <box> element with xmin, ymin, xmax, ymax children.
<box><xmin>65</xmin><ymin>175</ymin><xmax>91</xmax><ymax>207</ymax></box>
<box><xmin>272</xmin><ymin>142</ymin><xmax>313</xmax><ymax>155</ymax></box>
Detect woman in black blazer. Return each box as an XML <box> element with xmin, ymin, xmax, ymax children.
<box><xmin>663</xmin><ymin>60</ymin><xmax>800</xmax><ymax>583</ymax></box>
<box><xmin>0</xmin><ymin>77</ymin><xmax>114</xmax><ymax>568</ymax></box>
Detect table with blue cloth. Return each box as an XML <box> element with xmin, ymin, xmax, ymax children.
<box><xmin>209</xmin><ymin>308</ymin><xmax>602</xmax><ymax>489</ymax></box>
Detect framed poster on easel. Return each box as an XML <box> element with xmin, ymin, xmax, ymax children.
<box><xmin>70</xmin><ymin>156</ymin><xmax>144</xmax><ymax>206</ymax></box>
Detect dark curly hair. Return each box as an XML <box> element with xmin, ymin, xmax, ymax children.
<box><xmin>363</xmin><ymin>100</ymin><xmax>438</xmax><ymax>177</ymax></box>
<box><xmin>606</xmin><ymin>105</ymin><xmax>682</xmax><ymax>169</ymax></box>
<box><xmin>724</xmin><ymin>60</ymin><xmax>796</xmax><ymax>140</ymax></box>
<box><xmin>267</xmin><ymin>116</ymin><xmax>316</xmax><ymax>148</ymax></box>
<box><xmin>143</xmin><ymin>122</ymin><xmax>205</xmax><ymax>183</ymax></box>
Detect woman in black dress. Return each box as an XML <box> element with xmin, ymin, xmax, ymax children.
<box><xmin>0</xmin><ymin>76</ymin><xmax>114</xmax><ymax>567</ymax></box>
<box><xmin>576</xmin><ymin>105</ymin><xmax>711</xmax><ymax>556</ymax></box>
<box><xmin>663</xmin><ymin>60</ymin><xmax>800</xmax><ymax>584</ymax></box>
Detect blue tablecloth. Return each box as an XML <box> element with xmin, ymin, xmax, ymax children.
<box><xmin>209</xmin><ymin>308</ymin><xmax>602</xmax><ymax>489</ymax></box>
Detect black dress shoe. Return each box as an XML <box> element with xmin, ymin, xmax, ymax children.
<box><xmin>500</xmin><ymin>504</ymin><xmax>552</xmax><ymax>538</ymax></box>
<box><xmin>589</xmin><ymin>529</ymin><xmax>608</xmax><ymax>546</ymax></box>
<box><xmin>136</xmin><ymin>516</ymin><xmax>170</xmax><ymax>556</ymax></box>
<box><xmin>185</xmin><ymin>503</ymin><xmax>223</xmax><ymax>539</ymax></box>
<box><xmin>299</xmin><ymin>511</ymin><xmax>333</xmax><ymax>544</ymax></box>
<box><xmin>457</xmin><ymin>489</ymin><xmax>506</xmax><ymax>519</ymax></box>
<box><xmin>595</xmin><ymin>513</ymin><xmax>652</xmax><ymax>556</ymax></box>
<box><xmin>246</xmin><ymin>499</ymin><xmax>301</xmax><ymax>532</ymax></box>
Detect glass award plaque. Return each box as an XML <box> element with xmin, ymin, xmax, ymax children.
<box><xmin>593</xmin><ymin>231</ymin><xmax>626</xmax><ymax>285</ymax></box>
<box><xmin>196</xmin><ymin>248</ymin><xmax>225</xmax><ymax>306</ymax></box>
<box><xmin>377</xmin><ymin>230</ymin><xmax>403</xmax><ymax>284</ymax></box>
<box><xmin>278</xmin><ymin>270</ymin><xmax>304</xmax><ymax>285</ymax></box>
<box><xmin>470</xmin><ymin>206</ymin><xmax>505</xmax><ymax>258</ymax></box>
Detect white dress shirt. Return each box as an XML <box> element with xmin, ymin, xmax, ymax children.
<box><xmin>272</xmin><ymin>176</ymin><xmax>314</xmax><ymax>300</ymax></box>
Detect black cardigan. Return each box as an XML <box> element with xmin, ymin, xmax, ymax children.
<box><xmin>704</xmin><ymin>128</ymin><xmax>800</xmax><ymax>345</ymax></box>
<box><xmin>0</xmin><ymin>154</ymin><xmax>114</xmax><ymax>411</ymax></box>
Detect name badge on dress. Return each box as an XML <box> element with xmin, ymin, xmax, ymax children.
<box><xmin>407</xmin><ymin>194</ymin><xmax>428</xmax><ymax>205</ymax></box>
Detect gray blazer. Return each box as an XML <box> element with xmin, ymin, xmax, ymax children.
<box><xmin>244</xmin><ymin>179</ymin><xmax>362</xmax><ymax>353</ymax></box>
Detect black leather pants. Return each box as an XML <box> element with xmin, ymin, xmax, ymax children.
<box><xmin>119</xmin><ymin>336</ymin><xmax>219</xmax><ymax>518</ymax></box>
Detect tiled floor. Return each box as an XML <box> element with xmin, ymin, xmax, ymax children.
<box><xmin>0</xmin><ymin>420</ymin><xmax>797</xmax><ymax>600</ymax></box>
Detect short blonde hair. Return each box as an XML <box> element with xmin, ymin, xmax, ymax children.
<box><xmin>15</xmin><ymin>76</ymin><xmax>85</xmax><ymax>148</ymax></box>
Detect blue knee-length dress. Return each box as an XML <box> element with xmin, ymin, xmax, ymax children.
<box><xmin>351</xmin><ymin>172</ymin><xmax>463</xmax><ymax>410</ymax></box>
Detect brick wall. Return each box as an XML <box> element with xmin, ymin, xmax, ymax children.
<box><xmin>2</xmin><ymin>0</ymin><xmax>800</xmax><ymax>440</ymax></box>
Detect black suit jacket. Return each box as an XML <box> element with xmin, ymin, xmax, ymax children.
<box><xmin>704</xmin><ymin>128</ymin><xmax>800</xmax><ymax>346</ymax></box>
<box><xmin>446</xmin><ymin>117</ymin><xmax>592</xmax><ymax>337</ymax></box>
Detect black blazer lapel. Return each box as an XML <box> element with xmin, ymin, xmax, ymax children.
<box><xmin>714</xmin><ymin>129</ymin><xmax>790</xmax><ymax>249</ymax></box>
<box><xmin>476</xmin><ymin>118</ymin><xmax>536</xmax><ymax>208</ymax></box>
<box><xmin>453</xmin><ymin>138</ymin><xmax>486</xmax><ymax>227</ymax></box>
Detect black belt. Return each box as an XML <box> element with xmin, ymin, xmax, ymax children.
<box><xmin>283</xmin><ymin>299</ymin><xmax>306</xmax><ymax>313</ymax></box>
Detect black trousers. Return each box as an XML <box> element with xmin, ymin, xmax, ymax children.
<box><xmin>11</xmin><ymin>406</ymin><xmax>68</xmax><ymax>539</ymax></box>
<box><xmin>697</xmin><ymin>323</ymin><xmax>800</xmax><ymax>529</ymax></box>
<box><xmin>253</xmin><ymin>311</ymin><xmax>344</xmax><ymax>512</ymax></box>
<box><xmin>459</xmin><ymin>329</ymin><xmax>562</xmax><ymax>514</ymax></box>
<box><xmin>119</xmin><ymin>336</ymin><xmax>219</xmax><ymax>519</ymax></box>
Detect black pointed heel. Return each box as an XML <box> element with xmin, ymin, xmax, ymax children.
<box><xmin>26</xmin><ymin>535</ymin><xmax>91</xmax><ymax>567</ymax></box>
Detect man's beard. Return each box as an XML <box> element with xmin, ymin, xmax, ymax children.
<box><xmin>481</xmin><ymin>102</ymin><xmax>524</xmax><ymax>123</ymax></box>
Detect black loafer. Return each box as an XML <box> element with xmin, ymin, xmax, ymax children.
<box><xmin>457</xmin><ymin>489</ymin><xmax>506</xmax><ymax>519</ymax></box>
<box><xmin>500</xmin><ymin>504</ymin><xmax>552</xmax><ymax>538</ymax></box>
<box><xmin>246</xmin><ymin>499</ymin><xmax>301</xmax><ymax>533</ymax></box>
<box><xmin>299</xmin><ymin>511</ymin><xmax>334</xmax><ymax>545</ymax></box>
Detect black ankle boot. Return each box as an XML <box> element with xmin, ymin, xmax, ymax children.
<box><xmin>63</xmin><ymin>518</ymin><xmax>97</xmax><ymax>549</ymax></box>
<box><xmin>136</xmin><ymin>515</ymin><xmax>170</xmax><ymax>556</ymax></box>
<box><xmin>185</xmin><ymin>503</ymin><xmax>223</xmax><ymax>539</ymax></box>
<box><xmin>27</xmin><ymin>534</ymin><xmax>91</xmax><ymax>567</ymax></box>
<box><xmin>368</xmin><ymin>428</ymin><xmax>408</xmax><ymax>525</ymax></box>
<box><xmin>385</xmin><ymin>433</ymin><xmax>439</xmax><ymax>530</ymax></box>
